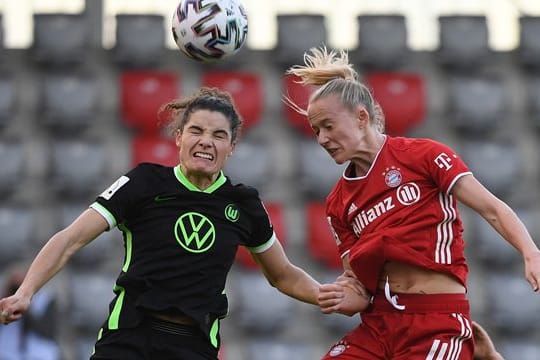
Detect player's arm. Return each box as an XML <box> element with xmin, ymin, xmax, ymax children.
<box><xmin>252</xmin><ymin>239</ymin><xmax>320</xmax><ymax>305</ymax></box>
<box><xmin>0</xmin><ymin>208</ymin><xmax>108</xmax><ymax>324</ymax></box>
<box><xmin>472</xmin><ymin>321</ymin><xmax>504</xmax><ymax>360</ymax></box>
<box><xmin>452</xmin><ymin>175</ymin><xmax>540</xmax><ymax>292</ymax></box>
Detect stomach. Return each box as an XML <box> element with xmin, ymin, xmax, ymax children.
<box><xmin>378</xmin><ymin>261</ymin><xmax>466</xmax><ymax>294</ymax></box>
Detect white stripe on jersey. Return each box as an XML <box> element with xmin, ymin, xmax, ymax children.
<box><xmin>435</xmin><ymin>192</ymin><xmax>457</xmax><ymax>264</ymax></box>
<box><xmin>425</xmin><ymin>313</ymin><xmax>471</xmax><ymax>360</ymax></box>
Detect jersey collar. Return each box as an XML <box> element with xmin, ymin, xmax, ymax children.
<box><xmin>174</xmin><ymin>165</ymin><xmax>227</xmax><ymax>193</ymax></box>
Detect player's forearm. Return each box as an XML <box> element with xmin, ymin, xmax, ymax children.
<box><xmin>17</xmin><ymin>230</ymin><xmax>77</xmax><ymax>298</ymax></box>
<box><xmin>274</xmin><ymin>265</ymin><xmax>320</xmax><ymax>305</ymax></box>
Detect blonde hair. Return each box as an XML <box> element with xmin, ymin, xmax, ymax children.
<box><xmin>284</xmin><ymin>46</ymin><xmax>380</xmax><ymax>131</ymax></box>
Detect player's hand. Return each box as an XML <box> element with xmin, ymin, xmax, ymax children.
<box><xmin>0</xmin><ymin>292</ymin><xmax>31</xmax><ymax>325</ymax></box>
<box><xmin>472</xmin><ymin>321</ymin><xmax>504</xmax><ymax>360</ymax></box>
<box><xmin>318</xmin><ymin>271</ymin><xmax>371</xmax><ymax>316</ymax></box>
<box><xmin>524</xmin><ymin>249</ymin><xmax>540</xmax><ymax>293</ymax></box>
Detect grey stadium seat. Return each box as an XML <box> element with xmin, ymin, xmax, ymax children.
<box><xmin>437</xmin><ymin>15</ymin><xmax>490</xmax><ymax>69</ymax></box>
<box><xmin>0</xmin><ymin>74</ymin><xmax>17</xmax><ymax>129</ymax></box>
<box><xmin>446</xmin><ymin>74</ymin><xmax>506</xmax><ymax>136</ymax></box>
<box><xmin>245</xmin><ymin>339</ymin><xmax>312</xmax><ymax>360</ymax></box>
<box><xmin>0</xmin><ymin>139</ymin><xmax>25</xmax><ymax>197</ymax></box>
<box><xmin>32</xmin><ymin>13</ymin><xmax>89</xmax><ymax>66</ymax></box>
<box><xmin>527</xmin><ymin>75</ymin><xmax>540</xmax><ymax>129</ymax></box>
<box><xmin>275</xmin><ymin>14</ymin><xmax>327</xmax><ymax>67</ymax></box>
<box><xmin>298</xmin><ymin>138</ymin><xmax>346</xmax><ymax>200</ymax></box>
<box><xmin>38</xmin><ymin>71</ymin><xmax>100</xmax><ymax>133</ymax></box>
<box><xmin>230</xmin><ymin>271</ymin><xmax>295</xmax><ymax>334</ymax></box>
<box><xmin>485</xmin><ymin>272</ymin><xmax>540</xmax><ymax>334</ymax></box>
<box><xmin>49</xmin><ymin>139</ymin><xmax>107</xmax><ymax>198</ymax></box>
<box><xmin>113</xmin><ymin>14</ymin><xmax>166</xmax><ymax>67</ymax></box>
<box><xmin>224</xmin><ymin>139</ymin><xmax>273</xmax><ymax>192</ymax></box>
<box><xmin>499</xmin><ymin>340</ymin><xmax>540</xmax><ymax>360</ymax></box>
<box><xmin>0</xmin><ymin>205</ymin><xmax>34</xmax><ymax>264</ymax></box>
<box><xmin>355</xmin><ymin>14</ymin><xmax>408</xmax><ymax>69</ymax></box>
<box><xmin>518</xmin><ymin>16</ymin><xmax>540</xmax><ymax>69</ymax></box>
<box><xmin>460</xmin><ymin>140</ymin><xmax>519</xmax><ymax>199</ymax></box>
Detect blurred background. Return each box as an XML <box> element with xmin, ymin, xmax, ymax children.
<box><xmin>0</xmin><ymin>0</ymin><xmax>539</xmax><ymax>359</ymax></box>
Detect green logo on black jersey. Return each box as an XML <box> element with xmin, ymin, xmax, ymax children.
<box><xmin>225</xmin><ymin>204</ymin><xmax>239</xmax><ymax>222</ymax></box>
<box><xmin>175</xmin><ymin>212</ymin><xmax>215</xmax><ymax>253</ymax></box>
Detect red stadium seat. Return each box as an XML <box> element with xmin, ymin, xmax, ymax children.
<box><xmin>201</xmin><ymin>70</ymin><xmax>263</xmax><ymax>133</ymax></box>
<box><xmin>120</xmin><ymin>70</ymin><xmax>180</xmax><ymax>134</ymax></box>
<box><xmin>306</xmin><ymin>201</ymin><xmax>343</xmax><ymax>270</ymax></box>
<box><xmin>235</xmin><ymin>202</ymin><xmax>286</xmax><ymax>270</ymax></box>
<box><xmin>131</xmin><ymin>135</ymin><xmax>178</xmax><ymax>167</ymax></box>
<box><xmin>282</xmin><ymin>74</ymin><xmax>318</xmax><ymax>137</ymax></box>
<box><xmin>364</xmin><ymin>71</ymin><xmax>426</xmax><ymax>136</ymax></box>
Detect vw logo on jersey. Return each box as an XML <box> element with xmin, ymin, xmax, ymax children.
<box><xmin>396</xmin><ymin>182</ymin><xmax>421</xmax><ymax>206</ymax></box>
<box><xmin>224</xmin><ymin>204</ymin><xmax>239</xmax><ymax>222</ymax></box>
<box><xmin>174</xmin><ymin>212</ymin><xmax>216</xmax><ymax>253</ymax></box>
<box><xmin>383</xmin><ymin>167</ymin><xmax>402</xmax><ymax>188</ymax></box>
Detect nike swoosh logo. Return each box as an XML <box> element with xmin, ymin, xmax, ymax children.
<box><xmin>154</xmin><ymin>195</ymin><xmax>177</xmax><ymax>202</ymax></box>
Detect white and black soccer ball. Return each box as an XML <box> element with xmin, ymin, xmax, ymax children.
<box><xmin>172</xmin><ymin>0</ymin><xmax>248</xmax><ymax>63</ymax></box>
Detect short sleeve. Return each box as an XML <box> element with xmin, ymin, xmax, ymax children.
<box><xmin>235</xmin><ymin>186</ymin><xmax>275</xmax><ymax>253</ymax></box>
<box><xmin>423</xmin><ymin>140</ymin><xmax>472</xmax><ymax>195</ymax></box>
<box><xmin>90</xmin><ymin>165</ymin><xmax>144</xmax><ymax>230</ymax></box>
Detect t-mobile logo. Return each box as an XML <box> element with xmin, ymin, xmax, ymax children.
<box><xmin>434</xmin><ymin>152</ymin><xmax>454</xmax><ymax>171</ymax></box>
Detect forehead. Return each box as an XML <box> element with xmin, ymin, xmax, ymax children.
<box><xmin>308</xmin><ymin>95</ymin><xmax>347</xmax><ymax>121</ymax></box>
<box><xmin>185</xmin><ymin>109</ymin><xmax>232</xmax><ymax>131</ymax></box>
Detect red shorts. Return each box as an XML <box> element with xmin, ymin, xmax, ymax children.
<box><xmin>321</xmin><ymin>293</ymin><xmax>474</xmax><ymax>360</ymax></box>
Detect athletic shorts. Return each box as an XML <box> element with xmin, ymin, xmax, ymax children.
<box><xmin>322</xmin><ymin>292</ymin><xmax>474</xmax><ymax>360</ymax></box>
<box><xmin>89</xmin><ymin>316</ymin><xmax>219</xmax><ymax>360</ymax></box>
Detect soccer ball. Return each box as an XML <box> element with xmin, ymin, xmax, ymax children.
<box><xmin>172</xmin><ymin>0</ymin><xmax>248</xmax><ymax>63</ymax></box>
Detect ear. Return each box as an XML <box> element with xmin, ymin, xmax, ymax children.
<box><xmin>228</xmin><ymin>141</ymin><xmax>236</xmax><ymax>157</ymax></box>
<box><xmin>356</xmin><ymin>106</ymin><xmax>370</xmax><ymax>128</ymax></box>
<box><xmin>174</xmin><ymin>129</ymin><xmax>182</xmax><ymax>147</ymax></box>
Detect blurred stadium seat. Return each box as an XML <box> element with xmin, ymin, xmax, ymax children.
<box><xmin>234</xmin><ymin>202</ymin><xmax>286</xmax><ymax>270</ymax></box>
<box><xmin>355</xmin><ymin>14</ymin><xmax>408</xmax><ymax>69</ymax></box>
<box><xmin>245</xmin><ymin>339</ymin><xmax>312</xmax><ymax>360</ymax></box>
<box><xmin>518</xmin><ymin>16</ymin><xmax>540</xmax><ymax>69</ymax></box>
<box><xmin>436</xmin><ymin>15</ymin><xmax>490</xmax><ymax>69</ymax></box>
<box><xmin>460</xmin><ymin>139</ymin><xmax>519</xmax><ymax>199</ymax></box>
<box><xmin>59</xmin><ymin>202</ymin><xmax>122</xmax><ymax>269</ymax></box>
<box><xmin>298</xmin><ymin>138</ymin><xmax>345</xmax><ymax>199</ymax></box>
<box><xmin>131</xmin><ymin>134</ymin><xmax>178</xmax><ymax>167</ymax></box>
<box><xmin>49</xmin><ymin>139</ymin><xmax>107</xmax><ymax>198</ymax></box>
<box><xmin>0</xmin><ymin>73</ymin><xmax>16</xmax><ymax>129</ymax></box>
<box><xmin>32</xmin><ymin>13</ymin><xmax>89</xmax><ymax>66</ymax></box>
<box><xmin>0</xmin><ymin>205</ymin><xmax>34</xmax><ymax>264</ymax></box>
<box><xmin>485</xmin><ymin>272</ymin><xmax>540</xmax><ymax>334</ymax></box>
<box><xmin>364</xmin><ymin>71</ymin><xmax>426</xmax><ymax>136</ymax></box>
<box><xmin>446</xmin><ymin>74</ymin><xmax>506</xmax><ymax>136</ymax></box>
<box><xmin>305</xmin><ymin>201</ymin><xmax>343</xmax><ymax>270</ymax></box>
<box><xmin>499</xmin><ymin>339</ymin><xmax>540</xmax><ymax>360</ymax></box>
<box><xmin>201</xmin><ymin>70</ymin><xmax>263</xmax><ymax>133</ymax></box>
<box><xmin>0</xmin><ymin>139</ymin><xmax>24</xmax><ymax>198</ymax></box>
<box><xmin>282</xmin><ymin>74</ymin><xmax>318</xmax><ymax>137</ymax></box>
<box><xmin>38</xmin><ymin>71</ymin><xmax>99</xmax><ymax>133</ymax></box>
<box><xmin>223</xmin><ymin>139</ymin><xmax>273</xmax><ymax>191</ymax></box>
<box><xmin>68</xmin><ymin>271</ymin><xmax>115</xmax><ymax>333</ymax></box>
<box><xmin>120</xmin><ymin>70</ymin><xmax>180</xmax><ymax>134</ymax></box>
<box><xmin>275</xmin><ymin>14</ymin><xmax>327</xmax><ymax>67</ymax></box>
<box><xmin>113</xmin><ymin>14</ymin><xmax>166</xmax><ymax>68</ymax></box>
<box><xmin>231</xmin><ymin>271</ymin><xmax>295</xmax><ymax>334</ymax></box>
<box><xmin>527</xmin><ymin>75</ymin><xmax>540</xmax><ymax>129</ymax></box>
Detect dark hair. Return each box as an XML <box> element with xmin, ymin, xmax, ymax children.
<box><xmin>160</xmin><ymin>87</ymin><xmax>243</xmax><ymax>142</ymax></box>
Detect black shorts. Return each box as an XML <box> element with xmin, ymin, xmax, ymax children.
<box><xmin>90</xmin><ymin>317</ymin><xmax>219</xmax><ymax>360</ymax></box>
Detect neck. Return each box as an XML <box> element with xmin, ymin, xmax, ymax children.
<box><xmin>179</xmin><ymin>164</ymin><xmax>219</xmax><ymax>191</ymax></box>
<box><xmin>351</xmin><ymin>132</ymin><xmax>386</xmax><ymax>177</ymax></box>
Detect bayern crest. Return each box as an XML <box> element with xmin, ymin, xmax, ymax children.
<box><xmin>383</xmin><ymin>167</ymin><xmax>402</xmax><ymax>187</ymax></box>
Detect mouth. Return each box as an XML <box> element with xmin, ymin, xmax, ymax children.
<box><xmin>193</xmin><ymin>152</ymin><xmax>214</xmax><ymax>161</ymax></box>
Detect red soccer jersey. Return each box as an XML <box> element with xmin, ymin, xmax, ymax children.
<box><xmin>326</xmin><ymin>136</ymin><xmax>472</xmax><ymax>293</ymax></box>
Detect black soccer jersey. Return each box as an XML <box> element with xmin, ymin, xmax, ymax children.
<box><xmin>90</xmin><ymin>163</ymin><xmax>275</xmax><ymax>346</ymax></box>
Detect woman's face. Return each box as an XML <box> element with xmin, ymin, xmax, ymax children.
<box><xmin>307</xmin><ymin>95</ymin><xmax>366</xmax><ymax>164</ymax></box>
<box><xmin>175</xmin><ymin>109</ymin><xmax>235</xmax><ymax>177</ymax></box>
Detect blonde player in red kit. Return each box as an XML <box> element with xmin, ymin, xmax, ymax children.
<box><xmin>286</xmin><ymin>47</ymin><xmax>540</xmax><ymax>360</ymax></box>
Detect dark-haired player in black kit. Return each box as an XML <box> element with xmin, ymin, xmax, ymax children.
<box><xmin>0</xmin><ymin>87</ymin><xmax>325</xmax><ymax>359</ymax></box>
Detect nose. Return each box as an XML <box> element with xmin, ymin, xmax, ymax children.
<box><xmin>316</xmin><ymin>129</ymin><xmax>329</xmax><ymax>146</ymax></box>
